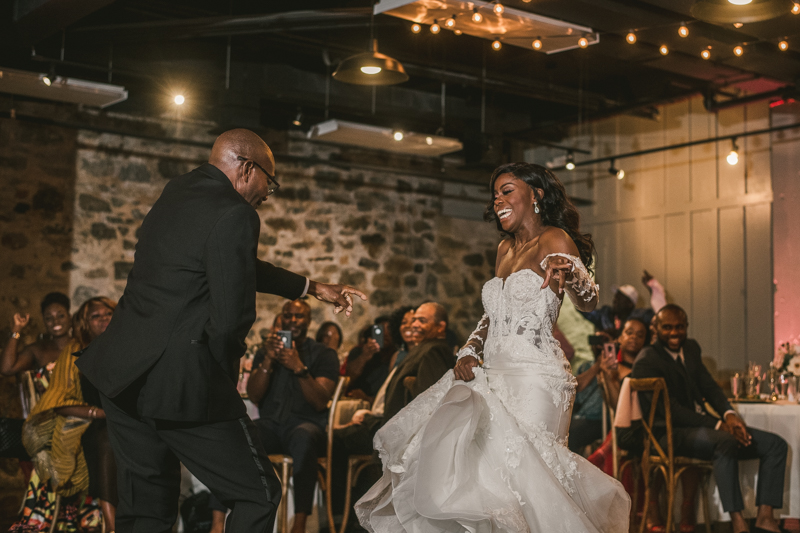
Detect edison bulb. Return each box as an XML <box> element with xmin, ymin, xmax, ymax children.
<box><xmin>626</xmin><ymin>32</ymin><xmax>636</xmax><ymax>44</ymax></box>
<box><xmin>565</xmin><ymin>161</ymin><xmax>575</xmax><ymax>170</ymax></box>
<box><xmin>425</xmin><ymin>136</ymin><xmax>433</xmax><ymax>145</ymax></box>
<box><xmin>393</xmin><ymin>131</ymin><xmax>404</xmax><ymax>141</ymax></box>
<box><xmin>701</xmin><ymin>49</ymin><xmax>711</xmax><ymax>60</ymax></box>
<box><xmin>174</xmin><ymin>94</ymin><xmax>185</xmax><ymax>105</ymax></box>
<box><xmin>727</xmin><ymin>150</ymin><xmax>739</xmax><ymax>165</ymax></box>
<box><xmin>678</xmin><ymin>25</ymin><xmax>689</xmax><ymax>37</ymax></box>
<box><xmin>660</xmin><ymin>45</ymin><xmax>669</xmax><ymax>55</ymax></box>
<box><xmin>411</xmin><ymin>23</ymin><xmax>421</xmax><ymax>33</ymax></box>
<box><xmin>779</xmin><ymin>40</ymin><xmax>789</xmax><ymax>51</ymax></box>
<box><xmin>793</xmin><ymin>3</ymin><xmax>800</xmax><ymax>14</ymax></box>
<box><xmin>492</xmin><ymin>40</ymin><xmax>502</xmax><ymax>50</ymax></box>
<box><xmin>472</xmin><ymin>11</ymin><xmax>483</xmax><ymax>23</ymax></box>
<box><xmin>493</xmin><ymin>3</ymin><xmax>504</xmax><ymax>15</ymax></box>
<box><xmin>578</xmin><ymin>37</ymin><xmax>589</xmax><ymax>48</ymax></box>
<box><xmin>445</xmin><ymin>17</ymin><xmax>456</xmax><ymax>28</ymax></box>
<box><xmin>734</xmin><ymin>45</ymin><xmax>743</xmax><ymax>56</ymax></box>
<box><xmin>454</xmin><ymin>29</ymin><xmax>462</xmax><ymax>35</ymax></box>
<box><xmin>430</xmin><ymin>22</ymin><xmax>440</xmax><ymax>34</ymax></box>
<box><xmin>532</xmin><ymin>39</ymin><xmax>543</xmax><ymax>50</ymax></box>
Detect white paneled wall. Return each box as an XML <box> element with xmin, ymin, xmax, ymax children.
<box><xmin>527</xmin><ymin>96</ymin><xmax>774</xmax><ymax>371</ymax></box>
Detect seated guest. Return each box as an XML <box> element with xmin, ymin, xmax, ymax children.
<box><xmin>17</xmin><ymin>296</ymin><xmax>118</xmax><ymax>532</ymax></box>
<box><xmin>632</xmin><ymin>304</ymin><xmax>788</xmax><ymax>533</ymax></box>
<box><xmin>315</xmin><ymin>321</ymin><xmax>343</xmax><ymax>352</ymax></box>
<box><xmin>388</xmin><ymin>305</ymin><xmax>417</xmax><ymax>370</ymax></box>
<box><xmin>617</xmin><ymin>318</ymin><xmax>649</xmax><ymax>378</ymax></box>
<box><xmin>569</xmin><ymin>329</ymin><xmax>620</xmax><ymax>454</ymax></box>
<box><xmin>246</xmin><ymin>299</ymin><xmax>339</xmax><ymax>533</ymax></box>
<box><xmin>582</xmin><ymin>270</ymin><xmax>666</xmax><ymax>335</ymax></box>
<box><xmin>343</xmin><ymin>316</ymin><xmax>396</xmax><ymax>403</ymax></box>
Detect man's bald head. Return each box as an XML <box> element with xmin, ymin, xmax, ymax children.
<box><xmin>209</xmin><ymin>129</ymin><xmax>277</xmax><ymax>208</ymax></box>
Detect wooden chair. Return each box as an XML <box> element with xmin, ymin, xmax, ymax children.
<box><xmin>628</xmin><ymin>378</ymin><xmax>714</xmax><ymax>533</ymax></box>
<box><xmin>269</xmin><ymin>376</ymin><xmax>349</xmax><ymax>533</ymax></box>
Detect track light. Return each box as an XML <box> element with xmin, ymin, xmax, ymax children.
<box><xmin>430</xmin><ymin>21</ymin><xmax>441</xmax><ymax>34</ymax></box>
<box><xmin>492</xmin><ymin>40</ymin><xmax>502</xmax><ymax>50</ymax></box>
<box><xmin>578</xmin><ymin>36</ymin><xmax>589</xmax><ymax>48</ymax></box>
<box><xmin>411</xmin><ymin>23</ymin><xmax>421</xmax><ymax>33</ymax></box>
<box><xmin>660</xmin><ymin>45</ymin><xmax>669</xmax><ymax>55</ymax></box>
<box><xmin>626</xmin><ymin>31</ymin><xmax>637</xmax><ymax>44</ymax></box>
<box><xmin>701</xmin><ymin>48</ymin><xmax>712</xmax><ymax>59</ymax></box>
<box><xmin>445</xmin><ymin>16</ymin><xmax>456</xmax><ymax>28</ymax></box>
<box><xmin>532</xmin><ymin>38</ymin><xmax>543</xmax><ymax>50</ymax></box>
<box><xmin>727</xmin><ymin>138</ymin><xmax>739</xmax><ymax>165</ymax></box>
<box><xmin>679</xmin><ymin>24</ymin><xmax>689</xmax><ymax>37</ymax></box>
<box><xmin>779</xmin><ymin>40</ymin><xmax>789</xmax><ymax>51</ymax></box>
<box><xmin>472</xmin><ymin>9</ymin><xmax>483</xmax><ymax>23</ymax></box>
<box><xmin>565</xmin><ymin>152</ymin><xmax>575</xmax><ymax>170</ymax></box>
<box><xmin>609</xmin><ymin>160</ymin><xmax>624</xmax><ymax>179</ymax></box>
<box><xmin>393</xmin><ymin>130</ymin><xmax>404</xmax><ymax>141</ymax></box>
<box><xmin>42</xmin><ymin>75</ymin><xmax>52</xmax><ymax>86</ymax></box>
<box><xmin>493</xmin><ymin>2</ymin><xmax>505</xmax><ymax>15</ymax></box>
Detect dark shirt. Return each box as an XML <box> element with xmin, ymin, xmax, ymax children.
<box><xmin>346</xmin><ymin>345</ymin><xmax>394</xmax><ymax>397</ymax></box>
<box><xmin>253</xmin><ymin>337</ymin><xmax>339</xmax><ymax>428</ymax></box>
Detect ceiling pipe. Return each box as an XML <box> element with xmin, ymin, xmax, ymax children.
<box><xmin>703</xmin><ymin>87</ymin><xmax>795</xmax><ymax>112</ymax></box>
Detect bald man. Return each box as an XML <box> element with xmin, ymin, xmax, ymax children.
<box><xmin>77</xmin><ymin>129</ymin><xmax>366</xmax><ymax>533</ymax></box>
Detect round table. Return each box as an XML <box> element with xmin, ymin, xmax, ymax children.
<box><xmin>703</xmin><ymin>401</ymin><xmax>800</xmax><ymax>521</ymax></box>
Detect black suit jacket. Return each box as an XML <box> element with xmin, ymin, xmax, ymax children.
<box><xmin>631</xmin><ymin>339</ymin><xmax>732</xmax><ymax>431</ymax></box>
<box><xmin>76</xmin><ymin>164</ymin><xmax>307</xmax><ymax>422</ymax></box>
<box><xmin>382</xmin><ymin>338</ymin><xmax>454</xmax><ymax>421</ymax></box>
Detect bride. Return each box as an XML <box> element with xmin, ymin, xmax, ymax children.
<box><xmin>355</xmin><ymin>163</ymin><xmax>630</xmax><ymax>533</ymax></box>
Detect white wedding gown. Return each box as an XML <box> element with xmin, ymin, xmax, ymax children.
<box><xmin>355</xmin><ymin>258</ymin><xmax>631</xmax><ymax>533</ymax></box>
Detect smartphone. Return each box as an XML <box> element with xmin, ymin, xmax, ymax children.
<box><xmin>588</xmin><ymin>335</ymin><xmax>606</xmax><ymax>346</ymax></box>
<box><xmin>277</xmin><ymin>330</ymin><xmax>292</xmax><ymax>349</ymax></box>
<box><xmin>603</xmin><ymin>343</ymin><xmax>617</xmax><ymax>361</ymax></box>
<box><xmin>370</xmin><ymin>324</ymin><xmax>385</xmax><ymax>349</ymax></box>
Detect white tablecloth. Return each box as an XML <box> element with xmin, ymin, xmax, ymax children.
<box><xmin>704</xmin><ymin>401</ymin><xmax>800</xmax><ymax>520</ymax></box>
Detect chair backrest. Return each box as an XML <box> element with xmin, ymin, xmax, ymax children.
<box><xmin>627</xmin><ymin>377</ymin><xmax>673</xmax><ymax>466</ymax></box>
<box><xmin>597</xmin><ymin>374</ymin><xmax>619</xmax><ymax>477</ymax></box>
<box><xmin>325</xmin><ymin>376</ymin><xmax>349</xmax><ymax>457</ymax></box>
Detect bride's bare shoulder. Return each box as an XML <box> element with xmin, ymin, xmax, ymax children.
<box><xmin>538</xmin><ymin>227</ymin><xmax>578</xmax><ymax>256</ymax></box>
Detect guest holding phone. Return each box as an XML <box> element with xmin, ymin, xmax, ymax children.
<box><xmin>343</xmin><ymin>316</ymin><xmax>396</xmax><ymax>402</ymax></box>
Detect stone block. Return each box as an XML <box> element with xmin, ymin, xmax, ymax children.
<box><xmin>338</xmin><ymin>269</ymin><xmax>366</xmax><ymax>286</ymax></box>
<box><xmin>32</xmin><ymin>186</ymin><xmax>65</xmax><ymax>214</ymax></box>
<box><xmin>119</xmin><ymin>163</ymin><xmax>151</xmax><ymax>183</ymax></box>
<box><xmin>304</xmin><ymin>220</ymin><xmax>330</xmax><ymax>234</ymax></box>
<box><xmin>264</xmin><ymin>218</ymin><xmax>297</xmax><ymax>231</ymax></box>
<box><xmin>370</xmin><ymin>289</ymin><xmax>401</xmax><ymax>307</ymax></box>
<box><xmin>462</xmin><ymin>253</ymin><xmax>484</xmax><ymax>267</ymax></box>
<box><xmin>85</xmin><ymin>268</ymin><xmax>109</xmax><ymax>279</ymax></box>
<box><xmin>90</xmin><ymin>223</ymin><xmax>117</xmax><ymax>240</ymax></box>
<box><xmin>79</xmin><ymin>194</ymin><xmax>111</xmax><ymax>212</ymax></box>
<box><xmin>358</xmin><ymin>258</ymin><xmax>379</xmax><ymax>270</ymax></box>
<box><xmin>1</xmin><ymin>233</ymin><xmax>28</xmax><ymax>250</ymax></box>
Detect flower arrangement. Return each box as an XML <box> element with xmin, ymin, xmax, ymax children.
<box><xmin>774</xmin><ymin>338</ymin><xmax>800</xmax><ymax>375</ymax></box>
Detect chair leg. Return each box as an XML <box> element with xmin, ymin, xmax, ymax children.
<box><xmin>639</xmin><ymin>468</ymin><xmax>651</xmax><ymax>533</ymax></box>
<box><xmin>700</xmin><ymin>471</ymin><xmax>712</xmax><ymax>533</ymax></box>
<box><xmin>48</xmin><ymin>494</ymin><xmax>61</xmax><ymax>533</ymax></box>
<box><xmin>631</xmin><ymin>463</ymin><xmax>641</xmax><ymax>533</ymax></box>
<box><xmin>339</xmin><ymin>462</ymin><xmax>357</xmax><ymax>533</ymax></box>
<box><xmin>664</xmin><ymin>467</ymin><xmax>675</xmax><ymax>533</ymax></box>
<box><xmin>323</xmin><ymin>471</ymin><xmax>336</xmax><ymax>533</ymax></box>
<box><xmin>281</xmin><ymin>462</ymin><xmax>291</xmax><ymax>533</ymax></box>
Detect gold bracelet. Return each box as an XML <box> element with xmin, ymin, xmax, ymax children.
<box><xmin>10</xmin><ymin>332</ymin><xmax>20</xmax><ymax>340</ymax></box>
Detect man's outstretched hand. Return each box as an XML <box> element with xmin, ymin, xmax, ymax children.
<box><xmin>308</xmin><ymin>281</ymin><xmax>367</xmax><ymax>317</ymax></box>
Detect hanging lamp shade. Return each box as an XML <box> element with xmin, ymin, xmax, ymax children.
<box><xmin>690</xmin><ymin>0</ymin><xmax>794</xmax><ymax>23</ymax></box>
<box><xmin>332</xmin><ymin>39</ymin><xmax>409</xmax><ymax>85</ymax></box>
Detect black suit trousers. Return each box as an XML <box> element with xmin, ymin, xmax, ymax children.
<box><xmin>664</xmin><ymin>426</ymin><xmax>787</xmax><ymax>513</ymax></box>
<box><xmin>101</xmin><ymin>393</ymin><xmax>280</xmax><ymax>533</ymax></box>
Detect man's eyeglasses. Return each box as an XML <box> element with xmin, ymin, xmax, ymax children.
<box><xmin>237</xmin><ymin>156</ymin><xmax>280</xmax><ymax>195</ymax></box>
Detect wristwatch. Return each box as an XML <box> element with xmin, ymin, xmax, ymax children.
<box><xmin>294</xmin><ymin>366</ymin><xmax>310</xmax><ymax>378</ymax></box>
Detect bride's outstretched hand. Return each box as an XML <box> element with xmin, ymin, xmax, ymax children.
<box><xmin>454</xmin><ymin>355</ymin><xmax>479</xmax><ymax>382</ymax></box>
<box><xmin>540</xmin><ymin>256</ymin><xmax>573</xmax><ymax>293</ymax></box>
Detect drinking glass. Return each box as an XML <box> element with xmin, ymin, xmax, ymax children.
<box><xmin>730</xmin><ymin>373</ymin><xmax>742</xmax><ymax>400</ymax></box>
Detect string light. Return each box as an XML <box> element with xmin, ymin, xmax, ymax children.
<box><xmin>393</xmin><ymin>130</ymin><xmax>404</xmax><ymax>141</ymax></box>
<box><xmin>727</xmin><ymin>138</ymin><xmax>739</xmax><ymax>165</ymax></box>
<box><xmin>430</xmin><ymin>21</ymin><xmax>441</xmax><ymax>34</ymax></box>
<box><xmin>532</xmin><ymin>38</ymin><xmax>543</xmax><ymax>50</ymax></box>
<box><xmin>734</xmin><ymin>45</ymin><xmax>744</xmax><ymax>56</ymax></box>
<box><xmin>679</xmin><ymin>24</ymin><xmax>689</xmax><ymax>37</ymax></box>
<box><xmin>411</xmin><ymin>23</ymin><xmax>421</xmax><ymax>33</ymax></box>
<box><xmin>472</xmin><ymin>9</ymin><xmax>483</xmax><ymax>23</ymax></box>
<box><xmin>492</xmin><ymin>40</ymin><xmax>502</xmax><ymax>50</ymax></box>
<box><xmin>565</xmin><ymin>152</ymin><xmax>575</xmax><ymax>170</ymax></box>
<box><xmin>779</xmin><ymin>40</ymin><xmax>789</xmax><ymax>51</ymax></box>
<box><xmin>793</xmin><ymin>3</ymin><xmax>800</xmax><ymax>14</ymax></box>
<box><xmin>660</xmin><ymin>44</ymin><xmax>669</xmax><ymax>55</ymax></box>
<box><xmin>445</xmin><ymin>16</ymin><xmax>456</xmax><ymax>28</ymax></box>
<box><xmin>733</xmin><ymin>22</ymin><xmax>744</xmax><ymax>28</ymax></box>
<box><xmin>493</xmin><ymin>2</ymin><xmax>504</xmax><ymax>15</ymax></box>
<box><xmin>609</xmin><ymin>160</ymin><xmax>625</xmax><ymax>179</ymax></box>
<box><xmin>454</xmin><ymin>29</ymin><xmax>462</xmax><ymax>35</ymax></box>
<box><xmin>701</xmin><ymin>48</ymin><xmax>711</xmax><ymax>59</ymax></box>
<box><xmin>626</xmin><ymin>31</ymin><xmax>637</xmax><ymax>44</ymax></box>
<box><xmin>578</xmin><ymin>36</ymin><xmax>589</xmax><ymax>48</ymax></box>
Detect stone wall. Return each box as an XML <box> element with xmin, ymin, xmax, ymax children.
<box><xmin>70</xmin><ymin>126</ymin><xmax>499</xmax><ymax>354</ymax></box>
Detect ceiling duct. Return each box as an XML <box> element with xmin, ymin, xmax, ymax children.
<box><xmin>374</xmin><ymin>0</ymin><xmax>598</xmax><ymax>54</ymax></box>
<box><xmin>0</xmin><ymin>67</ymin><xmax>128</xmax><ymax>108</ymax></box>
<box><xmin>307</xmin><ymin>119</ymin><xmax>463</xmax><ymax>157</ymax></box>
<box><xmin>690</xmin><ymin>0</ymin><xmax>794</xmax><ymax>23</ymax></box>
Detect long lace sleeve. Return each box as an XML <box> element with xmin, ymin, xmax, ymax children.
<box><xmin>456</xmin><ymin>313</ymin><xmax>490</xmax><ymax>362</ymax></box>
<box><xmin>540</xmin><ymin>253</ymin><xmax>599</xmax><ymax>304</ymax></box>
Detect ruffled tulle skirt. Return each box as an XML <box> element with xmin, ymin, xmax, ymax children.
<box><xmin>355</xmin><ymin>367</ymin><xmax>630</xmax><ymax>533</ymax></box>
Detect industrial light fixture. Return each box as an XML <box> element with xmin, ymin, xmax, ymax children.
<box><xmin>701</xmin><ymin>47</ymin><xmax>712</xmax><ymax>59</ymax></box>
<box><xmin>692</xmin><ymin>0</ymin><xmax>793</xmax><ymax>23</ymax></box>
<box><xmin>173</xmin><ymin>94</ymin><xmax>185</xmax><ymax>105</ymax></box>
<box><xmin>660</xmin><ymin>44</ymin><xmax>669</xmax><ymax>55</ymax></box>
<box><xmin>430</xmin><ymin>20</ymin><xmax>441</xmax><ymax>33</ymax></box>
<box><xmin>332</xmin><ymin>39</ymin><xmax>408</xmax><ymax>86</ymax></box>
<box><xmin>779</xmin><ymin>40</ymin><xmax>789</xmax><ymax>50</ymax></box>
<box><xmin>609</xmin><ymin>160</ymin><xmax>625</xmax><ymax>179</ymax></box>
<box><xmin>578</xmin><ymin>36</ymin><xmax>589</xmax><ymax>48</ymax></box>
<box><xmin>727</xmin><ymin>138</ymin><xmax>739</xmax><ymax>165</ymax></box>
<box><xmin>626</xmin><ymin>31</ymin><xmax>637</xmax><ymax>44</ymax></box>
<box><xmin>41</xmin><ymin>75</ymin><xmax>52</xmax><ymax>87</ymax></box>
<box><xmin>565</xmin><ymin>152</ymin><xmax>575</xmax><ymax>170</ymax></box>
<box><xmin>472</xmin><ymin>8</ymin><xmax>483</xmax><ymax>23</ymax></box>
<box><xmin>411</xmin><ymin>23</ymin><xmax>421</xmax><ymax>33</ymax></box>
<box><xmin>0</xmin><ymin>67</ymin><xmax>128</xmax><ymax>108</ymax></box>
<box><xmin>492</xmin><ymin>40</ymin><xmax>502</xmax><ymax>50</ymax></box>
<box><xmin>679</xmin><ymin>24</ymin><xmax>689</xmax><ymax>37</ymax></box>
<box><xmin>532</xmin><ymin>38</ymin><xmax>543</xmax><ymax>50</ymax></box>
<box><xmin>445</xmin><ymin>16</ymin><xmax>456</xmax><ymax>28</ymax></box>
<box><xmin>734</xmin><ymin>44</ymin><xmax>744</xmax><ymax>56</ymax></box>
<box><xmin>307</xmin><ymin>119</ymin><xmax>463</xmax><ymax>156</ymax></box>
<box><xmin>493</xmin><ymin>2</ymin><xmax>505</xmax><ymax>15</ymax></box>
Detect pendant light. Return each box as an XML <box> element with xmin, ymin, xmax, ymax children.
<box><xmin>333</xmin><ymin>39</ymin><xmax>408</xmax><ymax>86</ymax></box>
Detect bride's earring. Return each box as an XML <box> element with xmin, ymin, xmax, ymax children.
<box><xmin>534</xmin><ymin>201</ymin><xmax>540</xmax><ymax>214</ymax></box>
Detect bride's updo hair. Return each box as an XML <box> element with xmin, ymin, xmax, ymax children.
<box><xmin>484</xmin><ymin>162</ymin><xmax>596</xmax><ymax>273</ymax></box>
